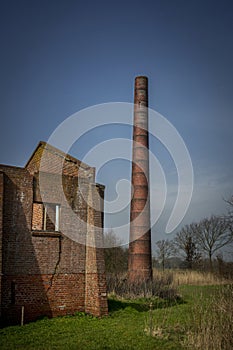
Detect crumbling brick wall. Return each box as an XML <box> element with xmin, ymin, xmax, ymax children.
<box><xmin>0</xmin><ymin>142</ymin><xmax>108</xmax><ymax>325</ymax></box>
<box><xmin>26</xmin><ymin>141</ymin><xmax>95</xmax><ymax>180</ymax></box>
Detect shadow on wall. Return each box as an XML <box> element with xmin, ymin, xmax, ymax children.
<box><xmin>1</xmin><ymin>172</ymin><xmax>52</xmax><ymax>326</ymax></box>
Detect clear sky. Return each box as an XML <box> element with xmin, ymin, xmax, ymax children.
<box><xmin>1</xmin><ymin>0</ymin><xmax>233</xmax><ymax>253</ymax></box>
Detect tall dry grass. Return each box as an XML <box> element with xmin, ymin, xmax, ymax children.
<box><xmin>184</xmin><ymin>284</ymin><xmax>233</xmax><ymax>350</ymax></box>
<box><xmin>153</xmin><ymin>269</ymin><xmax>228</xmax><ymax>286</ymax></box>
<box><xmin>106</xmin><ymin>271</ymin><xmax>178</xmax><ymax>299</ymax></box>
<box><xmin>107</xmin><ymin>269</ymin><xmax>227</xmax><ymax>299</ymax></box>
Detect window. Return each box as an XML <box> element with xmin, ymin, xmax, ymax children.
<box><xmin>32</xmin><ymin>203</ymin><xmax>60</xmax><ymax>231</ymax></box>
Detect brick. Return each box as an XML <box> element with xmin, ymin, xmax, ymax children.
<box><xmin>129</xmin><ymin>76</ymin><xmax>152</xmax><ymax>283</ymax></box>
<box><xmin>0</xmin><ymin>142</ymin><xmax>108</xmax><ymax>325</ymax></box>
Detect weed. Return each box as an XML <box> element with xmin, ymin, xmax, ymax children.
<box><xmin>168</xmin><ymin>269</ymin><xmax>227</xmax><ymax>286</ymax></box>
<box><xmin>0</xmin><ymin>277</ymin><xmax>232</xmax><ymax>350</ymax></box>
<box><xmin>106</xmin><ymin>270</ymin><xmax>179</xmax><ymax>301</ymax></box>
<box><xmin>183</xmin><ymin>284</ymin><xmax>233</xmax><ymax>350</ymax></box>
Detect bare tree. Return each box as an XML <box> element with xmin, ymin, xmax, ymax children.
<box><xmin>104</xmin><ymin>229</ymin><xmax>128</xmax><ymax>274</ymax></box>
<box><xmin>156</xmin><ymin>239</ymin><xmax>176</xmax><ymax>271</ymax></box>
<box><xmin>192</xmin><ymin>215</ymin><xmax>232</xmax><ymax>271</ymax></box>
<box><xmin>174</xmin><ymin>225</ymin><xmax>201</xmax><ymax>269</ymax></box>
<box><xmin>225</xmin><ymin>195</ymin><xmax>233</xmax><ymax>235</ymax></box>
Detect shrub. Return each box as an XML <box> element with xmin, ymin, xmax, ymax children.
<box><xmin>106</xmin><ymin>271</ymin><xmax>178</xmax><ymax>300</ymax></box>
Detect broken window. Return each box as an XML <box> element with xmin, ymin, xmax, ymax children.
<box><xmin>32</xmin><ymin>203</ymin><xmax>60</xmax><ymax>231</ymax></box>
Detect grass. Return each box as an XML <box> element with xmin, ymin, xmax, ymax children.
<box><xmin>0</xmin><ymin>297</ymin><xmax>185</xmax><ymax>350</ymax></box>
<box><xmin>168</xmin><ymin>269</ymin><xmax>228</xmax><ymax>286</ymax></box>
<box><xmin>0</xmin><ymin>272</ymin><xmax>232</xmax><ymax>349</ymax></box>
<box><xmin>183</xmin><ymin>284</ymin><xmax>233</xmax><ymax>349</ymax></box>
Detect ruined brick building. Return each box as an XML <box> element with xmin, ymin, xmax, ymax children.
<box><xmin>0</xmin><ymin>141</ymin><xmax>108</xmax><ymax>325</ymax></box>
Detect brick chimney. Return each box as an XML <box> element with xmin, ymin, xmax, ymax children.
<box><xmin>128</xmin><ymin>76</ymin><xmax>152</xmax><ymax>283</ymax></box>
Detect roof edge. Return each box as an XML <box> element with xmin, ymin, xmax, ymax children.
<box><xmin>25</xmin><ymin>141</ymin><xmax>94</xmax><ymax>170</ymax></box>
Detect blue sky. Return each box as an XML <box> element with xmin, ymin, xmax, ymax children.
<box><xmin>1</xmin><ymin>0</ymin><xmax>233</xmax><ymax>254</ymax></box>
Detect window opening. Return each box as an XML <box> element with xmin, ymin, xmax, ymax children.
<box><xmin>32</xmin><ymin>203</ymin><xmax>60</xmax><ymax>231</ymax></box>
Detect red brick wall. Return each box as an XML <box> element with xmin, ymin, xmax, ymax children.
<box><xmin>0</xmin><ymin>157</ymin><xmax>107</xmax><ymax>325</ymax></box>
<box><xmin>1</xmin><ymin>273</ymin><xmax>86</xmax><ymax>324</ymax></box>
<box><xmin>26</xmin><ymin>142</ymin><xmax>95</xmax><ymax>180</ymax></box>
<box><xmin>85</xmin><ymin>184</ymin><xmax>108</xmax><ymax>316</ymax></box>
<box><xmin>32</xmin><ymin>203</ymin><xmax>44</xmax><ymax>230</ymax></box>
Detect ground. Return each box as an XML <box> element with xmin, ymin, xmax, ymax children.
<box><xmin>1</xmin><ymin>280</ymin><xmax>232</xmax><ymax>350</ymax></box>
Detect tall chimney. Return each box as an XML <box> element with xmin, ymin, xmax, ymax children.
<box><xmin>128</xmin><ymin>76</ymin><xmax>152</xmax><ymax>282</ymax></box>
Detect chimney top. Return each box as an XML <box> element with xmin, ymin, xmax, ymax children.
<box><xmin>135</xmin><ymin>76</ymin><xmax>148</xmax><ymax>89</ymax></box>
<box><xmin>135</xmin><ymin>75</ymin><xmax>148</xmax><ymax>80</ymax></box>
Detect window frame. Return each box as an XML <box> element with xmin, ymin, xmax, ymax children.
<box><xmin>32</xmin><ymin>202</ymin><xmax>61</xmax><ymax>232</ymax></box>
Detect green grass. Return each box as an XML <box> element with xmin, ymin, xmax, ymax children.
<box><xmin>0</xmin><ymin>285</ymin><xmax>228</xmax><ymax>350</ymax></box>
